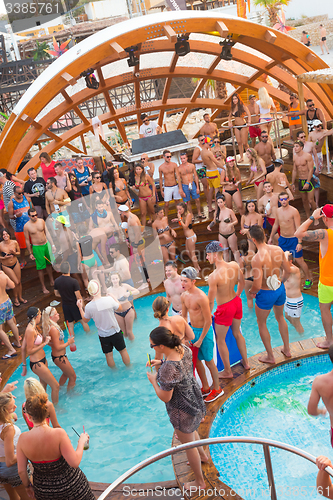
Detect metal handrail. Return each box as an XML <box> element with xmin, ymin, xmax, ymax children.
<box><xmin>97</xmin><ymin>436</ymin><xmax>333</xmax><ymax>500</ymax></box>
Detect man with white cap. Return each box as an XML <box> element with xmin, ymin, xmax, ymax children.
<box><xmin>181</xmin><ymin>266</ymin><xmax>223</xmax><ymax>403</ymax></box>
<box><xmin>295</xmin><ymin>205</ymin><xmax>333</xmax><ymax>349</ymax></box>
<box><xmin>206</xmin><ymin>241</ymin><xmax>250</xmax><ymax>379</ymax></box>
<box><xmin>77</xmin><ymin>279</ymin><xmax>130</xmax><ymax>368</ymax></box>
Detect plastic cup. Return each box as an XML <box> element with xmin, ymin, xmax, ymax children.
<box><xmin>70</xmin><ymin>343</ymin><xmax>77</xmax><ymax>352</ymax></box>
<box><xmin>83</xmin><ymin>440</ymin><xmax>89</xmax><ymax>450</ymax></box>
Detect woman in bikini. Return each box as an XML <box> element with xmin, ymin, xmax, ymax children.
<box><xmin>24</xmin><ymin>307</ymin><xmax>60</xmax><ymax>405</ymax></box>
<box><xmin>107</xmin><ymin>272</ymin><xmax>139</xmax><ymax>341</ymax></box>
<box><xmin>109</xmin><ymin>166</ymin><xmax>131</xmax><ymax>207</ymax></box>
<box><xmin>240</xmin><ymin>200</ymin><xmax>263</xmax><ymax>253</ymax></box>
<box><xmin>134</xmin><ymin>163</ymin><xmax>155</xmax><ymax>228</ymax></box>
<box><xmin>228</xmin><ymin>93</ymin><xmax>251</xmax><ymax>162</ymax></box>
<box><xmin>207</xmin><ymin>194</ymin><xmax>240</xmax><ymax>264</ymax></box>
<box><xmin>0</xmin><ymin>229</ymin><xmax>26</xmax><ymax>307</ymax></box>
<box><xmin>245</xmin><ymin>148</ymin><xmax>267</xmax><ymax>200</ymax></box>
<box><xmin>257</xmin><ymin>87</ymin><xmax>276</xmax><ymax>135</ymax></box>
<box><xmin>220</xmin><ymin>156</ymin><xmax>244</xmax><ymax>215</ymax></box>
<box><xmin>89</xmin><ymin>171</ymin><xmax>108</xmax><ymax>208</ymax></box>
<box><xmin>175</xmin><ymin>202</ymin><xmax>200</xmax><ymax>271</ymax></box>
<box><xmin>22</xmin><ymin>377</ymin><xmax>60</xmax><ymax>430</ymax></box>
<box><xmin>42</xmin><ymin>306</ymin><xmax>77</xmax><ymax>391</ymax></box>
<box><xmin>152</xmin><ymin>206</ymin><xmax>177</xmax><ymax>263</ymax></box>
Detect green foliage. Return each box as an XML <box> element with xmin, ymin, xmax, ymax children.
<box><xmin>252</xmin><ymin>0</ymin><xmax>292</xmax><ymax>26</ymax></box>
<box><xmin>32</xmin><ymin>41</ymin><xmax>51</xmax><ymax>61</ymax></box>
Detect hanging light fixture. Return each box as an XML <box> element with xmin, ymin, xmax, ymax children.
<box><xmin>219</xmin><ymin>39</ymin><xmax>235</xmax><ymax>61</ymax></box>
<box><xmin>125</xmin><ymin>45</ymin><xmax>139</xmax><ymax>67</ymax></box>
<box><xmin>175</xmin><ymin>34</ymin><xmax>190</xmax><ymax>57</ymax></box>
<box><xmin>80</xmin><ymin>68</ymin><xmax>99</xmax><ymax>89</ymax></box>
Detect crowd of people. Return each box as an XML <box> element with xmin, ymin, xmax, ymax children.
<box><xmin>0</xmin><ymin>87</ymin><xmax>333</xmax><ymax>496</ymax></box>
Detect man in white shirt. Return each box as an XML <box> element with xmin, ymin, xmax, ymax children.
<box><xmin>77</xmin><ymin>280</ymin><xmax>130</xmax><ymax>368</ymax></box>
<box><xmin>139</xmin><ymin>114</ymin><xmax>162</xmax><ymax>138</ymax></box>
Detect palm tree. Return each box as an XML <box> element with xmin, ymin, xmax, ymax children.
<box><xmin>252</xmin><ymin>0</ymin><xmax>291</xmax><ymax>27</ymax></box>
<box><xmin>32</xmin><ymin>42</ymin><xmax>52</xmax><ymax>61</ymax></box>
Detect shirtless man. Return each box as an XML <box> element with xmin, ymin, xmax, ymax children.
<box><xmin>255</xmin><ymin>130</ymin><xmax>276</xmax><ymax>174</ymax></box>
<box><xmin>307</xmin><ymin>344</ymin><xmax>333</xmax><ymax>443</ymax></box>
<box><xmin>296</xmin><ymin>129</ymin><xmax>321</xmax><ymax>207</ymax></box>
<box><xmin>266</xmin><ymin>159</ymin><xmax>293</xmax><ymax>197</ymax></box>
<box><xmin>192</xmin><ymin>135</ymin><xmax>209</xmax><ymax>200</ymax></box>
<box><xmin>140</xmin><ymin>153</ymin><xmax>155</xmax><ymax>178</ymax></box>
<box><xmin>284</xmin><ymin>251</ymin><xmax>304</xmax><ymax>334</ymax></box>
<box><xmin>24</xmin><ymin>207</ymin><xmax>55</xmax><ymax>294</ymax></box>
<box><xmin>178</xmin><ymin>151</ymin><xmax>202</xmax><ymax>217</ymax></box>
<box><xmin>0</xmin><ymin>271</ymin><xmax>21</xmax><ymax>358</ymax></box>
<box><xmin>247</xmin><ymin>94</ymin><xmax>261</xmax><ymax>147</ymax></box>
<box><xmin>258</xmin><ymin>181</ymin><xmax>279</xmax><ymax>241</ymax></box>
<box><xmin>181</xmin><ymin>266</ymin><xmax>222</xmax><ymax>403</ymax></box>
<box><xmin>54</xmin><ymin>163</ymin><xmax>71</xmax><ymax>191</ymax></box>
<box><xmin>159</xmin><ymin>150</ymin><xmax>183</xmax><ymax>219</ymax></box>
<box><xmin>320</xmin><ymin>24</ymin><xmax>330</xmax><ymax>55</ymax></box>
<box><xmin>109</xmin><ymin>244</ymin><xmax>134</xmax><ymax>286</ymax></box>
<box><xmin>269</xmin><ymin>191</ymin><xmax>312</xmax><ymax>289</ymax></box>
<box><xmin>164</xmin><ymin>261</ymin><xmax>183</xmax><ymax>315</ymax></box>
<box><xmin>45</xmin><ymin>177</ymin><xmax>71</xmax><ymax>215</ymax></box>
<box><xmin>206</xmin><ymin>241</ymin><xmax>250</xmax><ymax>378</ymax></box>
<box><xmin>249</xmin><ymin>225</ymin><xmax>290</xmax><ymax>364</ymax></box>
<box><xmin>199</xmin><ymin>113</ymin><xmax>218</xmax><ymax>138</ymax></box>
<box><xmin>309</xmin><ymin>120</ymin><xmax>333</xmax><ymax>173</ymax></box>
<box><xmin>291</xmin><ymin>140</ymin><xmax>317</xmax><ymax>219</ymax></box>
<box><xmin>201</xmin><ymin>137</ymin><xmax>222</xmax><ymax>212</ymax></box>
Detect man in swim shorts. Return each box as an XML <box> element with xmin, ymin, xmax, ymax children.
<box><xmin>307</xmin><ymin>344</ymin><xmax>333</xmax><ymax>446</ymax></box>
<box><xmin>24</xmin><ymin>208</ymin><xmax>56</xmax><ymax>295</ymax></box>
<box><xmin>206</xmin><ymin>241</ymin><xmax>250</xmax><ymax>379</ymax></box>
<box><xmin>249</xmin><ymin>225</ymin><xmax>291</xmax><ymax>364</ymax></box>
<box><xmin>292</xmin><ymin>140</ymin><xmax>317</xmax><ymax>220</ymax></box>
<box><xmin>0</xmin><ymin>271</ymin><xmax>21</xmax><ymax>359</ymax></box>
<box><xmin>77</xmin><ymin>280</ymin><xmax>130</xmax><ymax>368</ymax></box>
<box><xmin>181</xmin><ymin>266</ymin><xmax>222</xmax><ymax>403</ymax></box>
<box><xmin>247</xmin><ymin>94</ymin><xmax>261</xmax><ymax>147</ymax></box>
<box><xmin>258</xmin><ymin>181</ymin><xmax>279</xmax><ymax>242</ymax></box>
<box><xmin>164</xmin><ymin>261</ymin><xmax>183</xmax><ymax>316</ymax></box>
<box><xmin>192</xmin><ymin>135</ymin><xmax>209</xmax><ymax>201</ymax></box>
<box><xmin>178</xmin><ymin>151</ymin><xmax>203</xmax><ymax>217</ymax></box>
<box><xmin>269</xmin><ymin>192</ymin><xmax>312</xmax><ymax>290</ymax></box>
<box><xmin>201</xmin><ymin>137</ymin><xmax>222</xmax><ymax>212</ymax></box>
<box><xmin>255</xmin><ymin>130</ymin><xmax>276</xmax><ymax>173</ymax></box>
<box><xmin>283</xmin><ymin>251</ymin><xmax>304</xmax><ymax>334</ymax></box>
<box><xmin>158</xmin><ymin>150</ymin><xmax>183</xmax><ymax>219</ymax></box>
<box><xmin>295</xmin><ymin>204</ymin><xmax>333</xmax><ymax>349</ymax></box>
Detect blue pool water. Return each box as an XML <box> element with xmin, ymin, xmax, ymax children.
<box><xmin>210</xmin><ymin>355</ymin><xmax>332</xmax><ymax>500</ymax></box>
<box><xmin>7</xmin><ymin>289</ymin><xmax>324</xmax><ymax>484</ymax></box>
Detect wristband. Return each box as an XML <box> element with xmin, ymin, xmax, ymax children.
<box><xmin>309</xmin><ymin>215</ymin><xmax>315</xmax><ymax>221</ymax></box>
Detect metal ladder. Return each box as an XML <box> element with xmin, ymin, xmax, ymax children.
<box><xmin>132</xmin><ymin>0</ymin><xmax>147</xmax><ymax>16</ymax></box>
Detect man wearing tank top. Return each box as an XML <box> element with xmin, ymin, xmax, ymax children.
<box><xmin>192</xmin><ymin>135</ymin><xmax>209</xmax><ymax>200</ymax></box>
<box><xmin>295</xmin><ymin>205</ymin><xmax>333</xmax><ymax>349</ymax></box>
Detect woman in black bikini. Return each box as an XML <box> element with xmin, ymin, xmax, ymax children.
<box><xmin>89</xmin><ymin>171</ymin><xmax>108</xmax><ymax>208</ymax></box>
<box><xmin>240</xmin><ymin>200</ymin><xmax>263</xmax><ymax>253</ymax></box>
<box><xmin>25</xmin><ymin>307</ymin><xmax>60</xmax><ymax>405</ymax></box>
<box><xmin>134</xmin><ymin>163</ymin><xmax>155</xmax><ymax>228</ymax></box>
<box><xmin>152</xmin><ymin>206</ymin><xmax>177</xmax><ymax>263</ymax></box>
<box><xmin>207</xmin><ymin>194</ymin><xmax>241</xmax><ymax>264</ymax></box>
<box><xmin>0</xmin><ymin>229</ymin><xmax>26</xmax><ymax>307</ymax></box>
<box><xmin>228</xmin><ymin>93</ymin><xmax>251</xmax><ymax>162</ymax></box>
<box><xmin>221</xmin><ymin>156</ymin><xmax>244</xmax><ymax>215</ymax></box>
<box><xmin>109</xmin><ymin>167</ymin><xmax>131</xmax><ymax>207</ymax></box>
<box><xmin>42</xmin><ymin>307</ymin><xmax>77</xmax><ymax>391</ymax></box>
<box><xmin>175</xmin><ymin>202</ymin><xmax>200</xmax><ymax>272</ymax></box>
<box><xmin>107</xmin><ymin>272</ymin><xmax>139</xmax><ymax>340</ymax></box>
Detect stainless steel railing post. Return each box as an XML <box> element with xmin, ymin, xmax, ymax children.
<box><xmin>263</xmin><ymin>444</ymin><xmax>277</xmax><ymax>500</ymax></box>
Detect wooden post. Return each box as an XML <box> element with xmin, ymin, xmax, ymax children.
<box><xmin>297</xmin><ymin>79</ymin><xmax>308</xmax><ymax>139</ymax></box>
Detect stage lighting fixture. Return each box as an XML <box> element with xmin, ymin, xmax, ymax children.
<box><xmin>219</xmin><ymin>39</ymin><xmax>235</xmax><ymax>61</ymax></box>
<box><xmin>125</xmin><ymin>46</ymin><xmax>139</xmax><ymax>67</ymax></box>
<box><xmin>80</xmin><ymin>68</ymin><xmax>99</xmax><ymax>89</ymax></box>
<box><xmin>175</xmin><ymin>34</ymin><xmax>190</xmax><ymax>57</ymax></box>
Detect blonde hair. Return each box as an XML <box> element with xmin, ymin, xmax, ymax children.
<box><xmin>42</xmin><ymin>307</ymin><xmax>62</xmax><ymax>337</ymax></box>
<box><xmin>226</xmin><ymin>161</ymin><xmax>238</xmax><ymax>183</ymax></box>
<box><xmin>258</xmin><ymin>87</ymin><xmax>272</xmax><ymax>110</ymax></box>
<box><xmin>153</xmin><ymin>296</ymin><xmax>170</xmax><ymax>319</ymax></box>
<box><xmin>0</xmin><ymin>393</ymin><xmax>14</xmax><ymax>425</ymax></box>
<box><xmin>247</xmin><ymin>148</ymin><xmax>261</xmax><ymax>171</ymax></box>
<box><xmin>24</xmin><ymin>378</ymin><xmax>46</xmax><ymax>399</ymax></box>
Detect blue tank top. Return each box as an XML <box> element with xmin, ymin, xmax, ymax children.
<box><xmin>73</xmin><ymin>167</ymin><xmax>92</xmax><ymax>196</ymax></box>
<box><xmin>12</xmin><ymin>196</ymin><xmax>30</xmax><ymax>232</ymax></box>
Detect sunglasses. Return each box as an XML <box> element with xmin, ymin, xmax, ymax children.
<box><xmin>144</xmin><ymin>120</ymin><xmax>149</xmax><ymax>123</ymax></box>
<box><xmin>279</xmin><ymin>197</ymin><xmax>288</xmax><ymax>201</ymax></box>
<box><xmin>165</xmin><ymin>155</ymin><xmax>171</xmax><ymax>158</ymax></box>
<box><xmin>30</xmin><ymin>214</ymin><xmax>38</xmax><ymax>218</ymax></box>
<box><xmin>308</xmin><ymin>103</ymin><xmax>314</xmax><ymax>107</ymax></box>
<box><xmin>262</xmin><ymin>136</ymin><xmax>268</xmax><ymax>139</ymax></box>
<box><xmin>95</xmin><ymin>176</ymin><xmax>101</xmax><ymax>179</ymax></box>
<box><xmin>315</xmin><ymin>126</ymin><xmax>323</xmax><ymax>129</ymax></box>
<box><xmin>150</xmin><ymin>344</ymin><xmax>157</xmax><ymax>348</ymax></box>
<box><xmin>214</xmin><ymin>141</ymin><xmax>220</xmax><ymax>144</ymax></box>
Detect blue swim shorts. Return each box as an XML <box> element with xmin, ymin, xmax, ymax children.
<box><xmin>182</xmin><ymin>183</ymin><xmax>200</xmax><ymax>203</ymax></box>
<box><xmin>256</xmin><ymin>283</ymin><xmax>286</xmax><ymax>311</ymax></box>
<box><xmin>0</xmin><ymin>298</ymin><xmax>14</xmax><ymax>325</ymax></box>
<box><xmin>0</xmin><ymin>462</ymin><xmax>22</xmax><ymax>487</ymax></box>
<box><xmin>278</xmin><ymin>235</ymin><xmax>303</xmax><ymax>258</ymax></box>
<box><xmin>191</xmin><ymin>326</ymin><xmax>214</xmax><ymax>362</ymax></box>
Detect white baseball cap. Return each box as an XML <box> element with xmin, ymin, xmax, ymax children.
<box><xmin>118</xmin><ymin>205</ymin><xmax>129</xmax><ymax>212</ymax></box>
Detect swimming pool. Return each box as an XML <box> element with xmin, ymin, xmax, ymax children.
<box><xmin>6</xmin><ymin>289</ymin><xmax>324</xmax><ymax>484</ymax></box>
<box><xmin>210</xmin><ymin>354</ymin><xmax>331</xmax><ymax>500</ymax></box>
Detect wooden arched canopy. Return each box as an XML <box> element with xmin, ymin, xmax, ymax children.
<box><xmin>1</xmin><ymin>11</ymin><xmax>333</xmax><ymax>179</ymax></box>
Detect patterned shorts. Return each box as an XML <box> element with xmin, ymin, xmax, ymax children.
<box><xmin>0</xmin><ymin>298</ymin><xmax>14</xmax><ymax>325</ymax></box>
<box><xmin>196</xmin><ymin>167</ymin><xmax>207</xmax><ymax>179</ymax></box>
